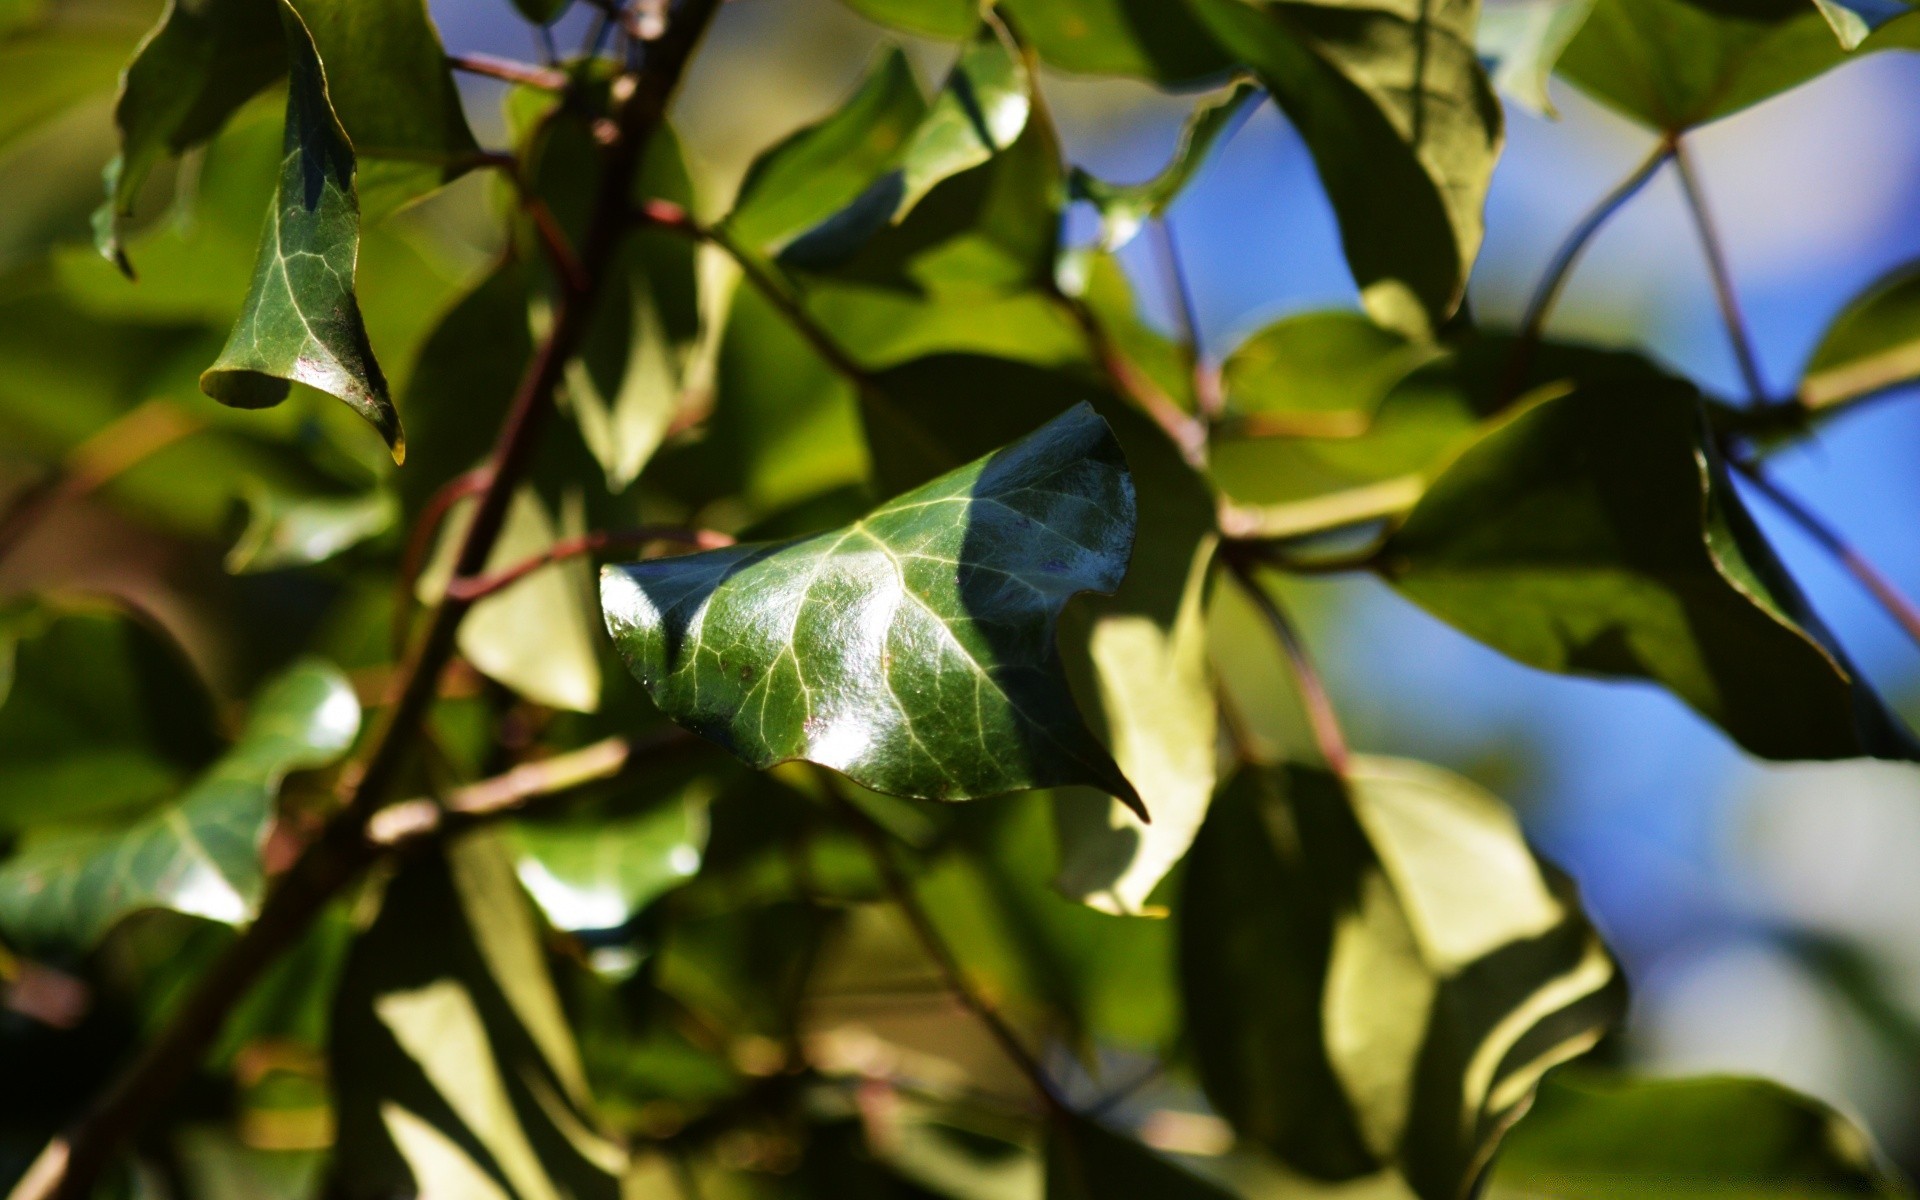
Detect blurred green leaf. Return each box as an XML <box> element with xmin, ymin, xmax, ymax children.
<box><xmin>506</xmin><ymin>791</ymin><xmax>709</xmax><ymax>934</ymax></box>
<box><xmin>1559</xmin><ymin>0</ymin><xmax>1920</xmax><ymax>131</ymax></box>
<box><xmin>1810</xmin><ymin>0</ymin><xmax>1916</xmax><ymax>48</ymax></box>
<box><xmin>0</xmin><ymin>0</ymin><xmax>149</xmax><ymax>156</ymax></box>
<box><xmin>1382</xmin><ymin>380</ymin><xmax>1919</xmax><ymax>761</ymax></box>
<box><xmin>897</xmin><ymin>25</ymin><xmax>1032</xmax><ymax>219</ymax></box>
<box><xmin>0</xmin><ymin>658</ymin><xmax>358</xmax><ymax>951</ymax></box>
<box><xmin>0</xmin><ymin>603</ymin><xmax>220</xmax><ymax>831</ymax></box>
<box><xmin>1190</xmin><ymin>0</ymin><xmax>1503</xmax><ymax>336</ymax></box>
<box><xmin>199</xmin><ymin>4</ymin><xmax>402</xmax><ymax>459</ymax></box>
<box><xmin>331</xmin><ymin>834</ymin><xmax>625</xmax><ymax>1200</ymax></box>
<box><xmin>603</xmin><ymin>404</ymin><xmax>1141</xmax><ymax>807</ymax></box>
<box><xmin>1069</xmin><ymin>80</ymin><xmax>1255</xmax><ymax>251</ymax></box>
<box><xmin>723</xmin><ymin>47</ymin><xmax>927</xmax><ymax>254</ymax></box>
<box><xmin>1000</xmin><ymin>0</ymin><xmax>1236</xmax><ymax>84</ymax></box>
<box><xmin>1484</xmin><ymin>1072</ymin><xmax>1911</xmax><ymax>1198</ymax></box>
<box><xmin>1800</xmin><ymin>260</ymin><xmax>1920</xmax><ymax>415</ymax></box>
<box><xmin>840</xmin><ymin>0</ymin><xmax>979</xmax><ymax>40</ymax></box>
<box><xmin>1477</xmin><ymin>0</ymin><xmax>1596</xmax><ymax>115</ymax></box>
<box><xmin>1179</xmin><ymin>759</ymin><xmax>1623</xmax><ymax>1200</ymax></box>
<box><xmin>224</xmin><ymin>483</ymin><xmax>396</xmax><ymax>572</ymax></box>
<box><xmin>1046</xmin><ymin>1113</ymin><xmax>1233</xmax><ymax>1199</ymax></box>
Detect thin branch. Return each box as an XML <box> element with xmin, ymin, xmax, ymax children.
<box><xmin>1729</xmin><ymin>456</ymin><xmax>1920</xmax><ymax>649</ymax></box>
<box><xmin>470</xmin><ymin>155</ymin><xmax>590</xmax><ymax>295</ymax></box>
<box><xmin>5</xmin><ymin>6</ymin><xmax>726</xmax><ymax>1197</ymax></box>
<box><xmin>1673</xmin><ymin>137</ymin><xmax>1768</xmax><ymax>405</ymax></box>
<box><xmin>823</xmin><ymin>778</ymin><xmax>1069</xmax><ymax>1115</ymax></box>
<box><xmin>1223</xmin><ymin>554</ymin><xmax>1350</xmax><ymax>775</ymax></box>
<box><xmin>0</xmin><ymin>400</ymin><xmax>201</xmax><ymax>563</ymax></box>
<box><xmin>1151</xmin><ymin>217</ymin><xmax>1222</xmax><ymax>422</ymax></box>
<box><xmin>446</xmin><ymin>51</ymin><xmax>568</xmax><ymax>92</ymax></box>
<box><xmin>392</xmin><ymin>467</ymin><xmax>491</xmax><ymax>655</ymax></box>
<box><xmin>1061</xmin><ymin>290</ymin><xmax>1209</xmax><ymax>467</ymax></box>
<box><xmin>1508</xmin><ymin>137</ymin><xmax>1673</xmax><ymax>395</ymax></box>
<box><xmin>443</xmin><ymin>525</ymin><xmax>735</xmax><ymax>602</ymax></box>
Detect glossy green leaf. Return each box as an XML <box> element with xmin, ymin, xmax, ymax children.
<box><xmin>602</xmin><ymin>403</ymin><xmax>1142</xmax><ymax>809</ymax></box>
<box><xmin>1180</xmin><ymin>759</ymin><xmax>1623</xmax><ymax>1200</ymax></box>
<box><xmin>1070</xmin><ymin>80</ymin><xmax>1256</xmax><ymax>251</ymax></box>
<box><xmin>839</xmin><ymin>0</ymin><xmax>979</xmax><ymax>40</ymax></box>
<box><xmin>897</xmin><ymin>26</ymin><xmax>1032</xmax><ymax>218</ymax></box>
<box><xmin>331</xmin><ymin>835</ymin><xmax>625</xmax><ymax>1200</ymax></box>
<box><xmin>1800</xmin><ymin>260</ymin><xmax>1920</xmax><ymax>414</ymax></box>
<box><xmin>0</xmin><ymin>659</ymin><xmax>359</xmax><ymax>951</ymax></box>
<box><xmin>506</xmin><ymin>794</ymin><xmax>709</xmax><ymax>934</ymax></box>
<box><xmin>1190</xmin><ymin>0</ymin><xmax>1504</xmax><ymax>336</ymax></box>
<box><xmin>225</xmin><ymin>484</ymin><xmax>397</xmax><ymax>573</ymax></box>
<box><xmin>1477</xmin><ymin>0</ymin><xmax>1596</xmax><ymax>115</ymax></box>
<box><xmin>1558</xmin><ymin>0</ymin><xmax>1920</xmax><ymax>131</ymax></box>
<box><xmin>1382</xmin><ymin>381</ymin><xmax>1918</xmax><ymax>761</ymax></box>
<box><xmin>0</xmin><ymin>604</ymin><xmax>220</xmax><ymax>831</ymax></box>
<box><xmin>199</xmin><ymin>3</ymin><xmax>401</xmax><ymax>459</ymax></box>
<box><xmin>1000</xmin><ymin>0</ymin><xmax>1236</xmax><ymax>84</ymax></box>
<box><xmin>723</xmin><ymin>47</ymin><xmax>928</xmax><ymax>254</ymax></box>
<box><xmin>1046</xmin><ymin>1114</ymin><xmax>1234</xmax><ymax>1199</ymax></box>
<box><xmin>1485</xmin><ymin>1072</ymin><xmax>1911</xmax><ymax>1198</ymax></box>
<box><xmin>94</xmin><ymin>0</ymin><xmax>284</xmax><ymax>273</ymax></box>
<box><xmin>419</xmin><ymin>486</ymin><xmax>603</xmax><ymax>713</ymax></box>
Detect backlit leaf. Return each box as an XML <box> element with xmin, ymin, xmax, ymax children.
<box><xmin>1191</xmin><ymin>0</ymin><xmax>1504</xmax><ymax>336</ymax></box>
<box><xmin>199</xmin><ymin>2</ymin><xmax>402</xmax><ymax>459</ymax></box>
<box><xmin>897</xmin><ymin>25</ymin><xmax>1032</xmax><ymax>218</ymax></box>
<box><xmin>1477</xmin><ymin>0</ymin><xmax>1596</xmax><ymax>115</ymax></box>
<box><xmin>1381</xmin><ymin>381</ymin><xmax>1918</xmax><ymax>761</ymax></box>
<box><xmin>839</xmin><ymin>0</ymin><xmax>979</xmax><ymax>40</ymax></box>
<box><xmin>602</xmin><ymin>403</ymin><xmax>1141</xmax><ymax>809</ymax></box>
<box><xmin>1000</xmin><ymin>0</ymin><xmax>1236</xmax><ymax>84</ymax></box>
<box><xmin>1800</xmin><ymin>259</ymin><xmax>1920</xmax><ymax>415</ymax></box>
<box><xmin>0</xmin><ymin>659</ymin><xmax>359</xmax><ymax>951</ymax></box>
<box><xmin>1180</xmin><ymin>760</ymin><xmax>1622</xmax><ymax>1200</ymax></box>
<box><xmin>1070</xmin><ymin>80</ymin><xmax>1256</xmax><ymax>251</ymax></box>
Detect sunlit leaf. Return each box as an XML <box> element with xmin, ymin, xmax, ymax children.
<box><xmin>331</xmin><ymin>835</ymin><xmax>625</xmax><ymax>1200</ymax></box>
<box><xmin>1001</xmin><ymin>0</ymin><xmax>1236</xmax><ymax>84</ymax></box>
<box><xmin>506</xmin><ymin>792</ymin><xmax>708</xmax><ymax>934</ymax></box>
<box><xmin>1070</xmin><ymin>80</ymin><xmax>1256</xmax><ymax>251</ymax></box>
<box><xmin>1180</xmin><ymin>759</ymin><xmax>1623</xmax><ymax>1200</ymax></box>
<box><xmin>1484</xmin><ymin>1072</ymin><xmax>1911</xmax><ymax>1198</ymax></box>
<box><xmin>602</xmin><ymin>403</ymin><xmax>1141</xmax><ymax>808</ymax></box>
<box><xmin>1381</xmin><ymin>381</ymin><xmax>1919</xmax><ymax>761</ymax></box>
<box><xmin>723</xmin><ymin>47</ymin><xmax>927</xmax><ymax>254</ymax></box>
<box><xmin>1799</xmin><ymin>259</ymin><xmax>1920</xmax><ymax>415</ymax></box>
<box><xmin>0</xmin><ymin>658</ymin><xmax>359</xmax><ymax>950</ymax></box>
<box><xmin>224</xmin><ymin>483</ymin><xmax>396</xmax><ymax>573</ymax></box>
<box><xmin>896</xmin><ymin>25</ymin><xmax>1032</xmax><ymax>218</ymax></box>
<box><xmin>1477</xmin><ymin>0</ymin><xmax>1596</xmax><ymax>115</ymax></box>
<box><xmin>199</xmin><ymin>3</ymin><xmax>402</xmax><ymax>459</ymax></box>
<box><xmin>1190</xmin><ymin>0</ymin><xmax>1504</xmax><ymax>336</ymax></box>
<box><xmin>1558</xmin><ymin>0</ymin><xmax>1920</xmax><ymax>131</ymax></box>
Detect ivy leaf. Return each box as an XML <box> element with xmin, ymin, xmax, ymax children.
<box><xmin>1381</xmin><ymin>381</ymin><xmax>1919</xmax><ymax>761</ymax></box>
<box><xmin>896</xmin><ymin>24</ymin><xmax>1032</xmax><ymax>218</ymax></box>
<box><xmin>1000</xmin><ymin>0</ymin><xmax>1237</xmax><ymax>85</ymax></box>
<box><xmin>506</xmin><ymin>794</ymin><xmax>709</xmax><ymax>935</ymax></box>
<box><xmin>224</xmin><ymin>484</ymin><xmax>397</xmax><ymax>573</ymax></box>
<box><xmin>1485</xmin><ymin>1072</ymin><xmax>1910</xmax><ymax>1197</ymax></box>
<box><xmin>1069</xmin><ymin>80</ymin><xmax>1257</xmax><ymax>251</ymax></box>
<box><xmin>722</xmin><ymin>47</ymin><xmax>928</xmax><ymax>254</ymax></box>
<box><xmin>0</xmin><ymin>659</ymin><xmax>359</xmax><ymax>951</ymax></box>
<box><xmin>331</xmin><ymin>836</ymin><xmax>624</xmax><ymax>1200</ymax></box>
<box><xmin>0</xmin><ymin>604</ymin><xmax>221</xmax><ymax>831</ymax></box>
<box><xmin>1799</xmin><ymin>260</ymin><xmax>1920</xmax><ymax>416</ymax></box>
<box><xmin>199</xmin><ymin>2</ymin><xmax>402</xmax><ymax>461</ymax></box>
<box><xmin>602</xmin><ymin>403</ymin><xmax>1143</xmax><ymax>810</ymax></box>
<box><xmin>1046</xmin><ymin>1113</ymin><xmax>1235</xmax><ymax>1199</ymax></box>
<box><xmin>1476</xmin><ymin>0</ymin><xmax>1596</xmax><ymax>115</ymax></box>
<box><xmin>1558</xmin><ymin>0</ymin><xmax>1920</xmax><ymax>132</ymax></box>
<box><xmin>1180</xmin><ymin>760</ymin><xmax>1623</xmax><ymax>1200</ymax></box>
<box><xmin>839</xmin><ymin>0</ymin><xmax>978</xmax><ymax>40</ymax></box>
<box><xmin>1190</xmin><ymin>0</ymin><xmax>1503</xmax><ymax>336</ymax></box>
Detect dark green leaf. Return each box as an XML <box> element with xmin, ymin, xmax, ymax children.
<box><xmin>1382</xmin><ymin>380</ymin><xmax>1918</xmax><ymax>761</ymax></box>
<box><xmin>602</xmin><ymin>403</ymin><xmax>1142</xmax><ymax>809</ymax></box>
<box><xmin>331</xmin><ymin>835</ymin><xmax>625</xmax><ymax>1200</ymax></box>
<box><xmin>0</xmin><ymin>603</ymin><xmax>220</xmax><ymax>831</ymax></box>
<box><xmin>224</xmin><ymin>483</ymin><xmax>397</xmax><ymax>573</ymax></box>
<box><xmin>199</xmin><ymin>3</ymin><xmax>402</xmax><ymax>459</ymax></box>
<box><xmin>1800</xmin><ymin>260</ymin><xmax>1920</xmax><ymax>414</ymax></box>
<box><xmin>0</xmin><ymin>658</ymin><xmax>359</xmax><ymax>950</ymax></box>
<box><xmin>723</xmin><ymin>47</ymin><xmax>928</xmax><ymax>254</ymax></box>
<box><xmin>1190</xmin><ymin>0</ymin><xmax>1503</xmax><ymax>336</ymax></box>
<box><xmin>512</xmin><ymin>0</ymin><xmax>570</xmax><ymax>23</ymax></box>
<box><xmin>1000</xmin><ymin>0</ymin><xmax>1236</xmax><ymax>84</ymax></box>
<box><xmin>1485</xmin><ymin>1072</ymin><xmax>1911</xmax><ymax>1198</ymax></box>
<box><xmin>1558</xmin><ymin>0</ymin><xmax>1920</xmax><ymax>131</ymax></box>
<box><xmin>1070</xmin><ymin>80</ymin><xmax>1256</xmax><ymax>251</ymax></box>
<box><xmin>1180</xmin><ymin>760</ymin><xmax>1623</xmax><ymax>1200</ymax></box>
<box><xmin>1046</xmin><ymin>1113</ymin><xmax>1234</xmax><ymax>1199</ymax></box>
<box><xmin>1476</xmin><ymin>0</ymin><xmax>1596</xmax><ymax>115</ymax></box>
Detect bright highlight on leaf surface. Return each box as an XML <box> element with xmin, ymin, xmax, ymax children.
<box><xmin>602</xmin><ymin>403</ymin><xmax>1143</xmax><ymax>812</ymax></box>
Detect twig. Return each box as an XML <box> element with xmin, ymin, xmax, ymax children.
<box><xmin>822</xmin><ymin>778</ymin><xmax>1069</xmax><ymax>1114</ymax></box>
<box><xmin>446</xmin><ymin>51</ymin><xmax>568</xmax><ymax>92</ymax></box>
<box><xmin>5</xmin><ymin>6</ymin><xmax>726</xmax><ymax>1197</ymax></box>
<box><xmin>1060</xmin><ymin>291</ymin><xmax>1209</xmax><ymax>467</ymax></box>
<box><xmin>1673</xmin><ymin>137</ymin><xmax>1768</xmax><ymax>404</ymax></box>
<box><xmin>443</xmin><ymin>525</ymin><xmax>734</xmax><ymax>602</ymax></box>
<box><xmin>1729</xmin><ymin>457</ymin><xmax>1920</xmax><ymax>649</ymax></box>
<box><xmin>1151</xmin><ymin>217</ymin><xmax>1222</xmax><ymax>422</ymax></box>
<box><xmin>1223</xmin><ymin>554</ymin><xmax>1350</xmax><ymax>775</ymax></box>
<box><xmin>469</xmin><ymin>155</ymin><xmax>590</xmax><ymax>295</ymax></box>
<box><xmin>0</xmin><ymin>400</ymin><xmax>201</xmax><ymax>563</ymax></box>
<box><xmin>1508</xmin><ymin>137</ymin><xmax>1673</xmax><ymax>395</ymax></box>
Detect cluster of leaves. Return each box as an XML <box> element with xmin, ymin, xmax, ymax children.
<box><xmin>1</xmin><ymin>0</ymin><xmax>1919</xmax><ymax>1196</ymax></box>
